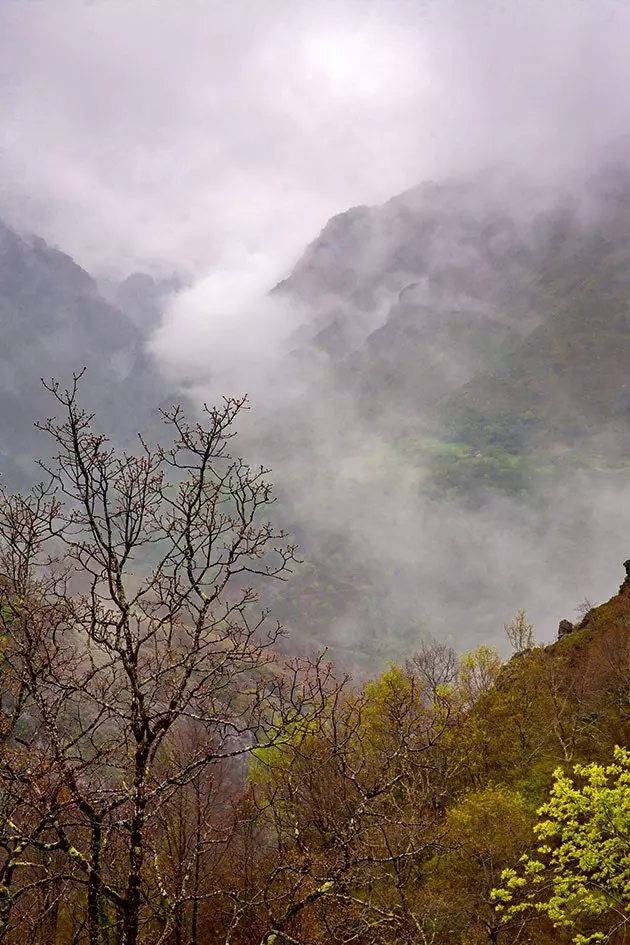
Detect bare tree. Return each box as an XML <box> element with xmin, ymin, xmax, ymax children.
<box><xmin>0</xmin><ymin>485</ymin><xmax>83</xmax><ymax>942</ymax></box>
<box><xmin>0</xmin><ymin>375</ymin><xmax>309</xmax><ymax>945</ymax></box>
<box><xmin>503</xmin><ymin>610</ymin><xmax>535</xmax><ymax>655</ymax></box>
<box><xmin>239</xmin><ymin>661</ymin><xmax>452</xmax><ymax>945</ymax></box>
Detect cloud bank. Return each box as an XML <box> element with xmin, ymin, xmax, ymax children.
<box><xmin>1</xmin><ymin>0</ymin><xmax>629</xmax><ymax>278</ymax></box>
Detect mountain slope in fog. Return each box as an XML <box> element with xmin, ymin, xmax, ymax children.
<box><xmin>443</xmin><ymin>166</ymin><xmax>630</xmax><ymax>460</ymax></box>
<box><xmin>274</xmin><ymin>171</ymin><xmax>552</xmax><ymax>415</ymax></box>
<box><xmin>4</xmin><ymin>163</ymin><xmax>630</xmax><ymax>664</ymax></box>
<box><xmin>275</xmin><ymin>162</ymin><xmax>630</xmax><ymax>474</ymax></box>
<box><xmin>258</xmin><ymin>163</ymin><xmax>630</xmax><ymax>662</ymax></box>
<box><xmin>0</xmin><ymin>219</ymin><xmax>168</xmax><ymax>482</ymax></box>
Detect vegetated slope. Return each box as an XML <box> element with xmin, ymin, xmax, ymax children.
<box><xmin>428</xmin><ymin>243</ymin><xmax>630</xmax><ymax>503</ymax></box>
<box><xmin>468</xmin><ymin>569</ymin><xmax>630</xmax><ymax>791</ymax></box>
<box><xmin>276</xmin><ymin>160</ymin><xmax>630</xmax><ymax>453</ymax></box>
<box><xmin>383</xmin><ymin>561</ymin><xmax>630</xmax><ymax>945</ymax></box>
<box><xmin>237</xmin><ymin>567</ymin><xmax>630</xmax><ymax>945</ymax></box>
<box><xmin>256</xmin><ymin>163</ymin><xmax>630</xmax><ymax>660</ymax></box>
<box><xmin>0</xmin><ymin>218</ymin><xmax>171</xmax><ymax>483</ymax></box>
<box><xmin>443</xmin><ymin>186</ymin><xmax>630</xmax><ymax>458</ymax></box>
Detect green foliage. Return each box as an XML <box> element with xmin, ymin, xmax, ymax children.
<box><xmin>425</xmin><ymin>784</ymin><xmax>538</xmax><ymax>944</ymax></box>
<box><xmin>425</xmin><ymin>439</ymin><xmax>534</xmax><ymax>499</ymax></box>
<box><xmin>446</xmin><ymin>407</ymin><xmax>542</xmax><ymax>453</ymax></box>
<box><xmin>504</xmin><ymin>609</ymin><xmax>535</xmax><ymax>654</ymax></box>
<box><xmin>447</xmin><ymin>783</ymin><xmax>534</xmax><ymax>858</ymax></box>
<box><xmin>493</xmin><ymin>746</ymin><xmax>630</xmax><ymax>943</ymax></box>
<box><xmin>249</xmin><ymin>710</ymin><xmax>318</xmax><ymax>786</ymax></box>
<box><xmin>456</xmin><ymin>645</ymin><xmax>503</xmax><ymax>709</ymax></box>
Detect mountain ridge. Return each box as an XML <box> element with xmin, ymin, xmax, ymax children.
<box><xmin>0</xmin><ymin>216</ymin><xmax>173</xmax><ymax>483</ymax></box>
<box><xmin>4</xmin><ymin>164</ymin><xmax>630</xmax><ymax>660</ymax></box>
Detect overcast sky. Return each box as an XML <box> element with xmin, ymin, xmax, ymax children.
<box><xmin>1</xmin><ymin>0</ymin><xmax>629</xmax><ymax>281</ymax></box>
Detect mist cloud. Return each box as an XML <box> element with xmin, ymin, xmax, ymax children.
<box><xmin>149</xmin><ymin>251</ymin><xmax>303</xmax><ymax>403</ymax></box>
<box><xmin>3</xmin><ymin>0</ymin><xmax>630</xmax><ymax>656</ymax></box>
<box><xmin>1</xmin><ymin>0</ymin><xmax>629</xmax><ymax>278</ymax></box>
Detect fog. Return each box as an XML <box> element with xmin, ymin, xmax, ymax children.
<box><xmin>2</xmin><ymin>0</ymin><xmax>630</xmax><ymax>659</ymax></box>
<box><xmin>2</xmin><ymin>0</ymin><xmax>629</xmax><ymax>275</ymax></box>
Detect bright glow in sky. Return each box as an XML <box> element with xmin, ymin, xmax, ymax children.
<box><xmin>0</xmin><ymin>0</ymin><xmax>628</xmax><ymax>277</ymax></box>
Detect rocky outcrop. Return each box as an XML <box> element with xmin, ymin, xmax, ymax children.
<box><xmin>557</xmin><ymin>619</ymin><xmax>574</xmax><ymax>641</ymax></box>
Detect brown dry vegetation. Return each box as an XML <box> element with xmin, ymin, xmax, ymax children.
<box><xmin>1</xmin><ymin>385</ymin><xmax>630</xmax><ymax>944</ymax></box>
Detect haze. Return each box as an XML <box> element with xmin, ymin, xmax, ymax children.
<box><xmin>1</xmin><ymin>0</ymin><xmax>628</xmax><ymax>277</ymax></box>
<box><xmin>2</xmin><ymin>0</ymin><xmax>630</xmax><ymax>655</ymax></box>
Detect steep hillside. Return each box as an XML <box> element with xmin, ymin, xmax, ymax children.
<box><xmin>419</xmin><ymin>173</ymin><xmax>630</xmax><ymax>497</ymax></box>
<box><xmin>275</xmin><ymin>163</ymin><xmax>630</xmax><ymax>455</ymax></box>
<box><xmin>0</xmin><ymin>219</ymin><xmax>169</xmax><ymax>482</ymax></box>
<box><xmin>443</xmin><ymin>183</ymin><xmax>630</xmax><ymax>456</ymax></box>
<box><xmin>276</xmin><ymin>170</ymin><xmax>548</xmax><ymax>375</ymax></box>
<box><xmin>250</xmin><ymin>164</ymin><xmax>630</xmax><ymax>658</ymax></box>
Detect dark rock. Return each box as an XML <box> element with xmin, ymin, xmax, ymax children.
<box><xmin>558</xmin><ymin>619</ymin><xmax>574</xmax><ymax>640</ymax></box>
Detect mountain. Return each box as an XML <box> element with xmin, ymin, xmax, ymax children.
<box><xmin>104</xmin><ymin>270</ymin><xmax>184</xmax><ymax>333</ymax></box>
<box><xmin>250</xmin><ymin>162</ymin><xmax>630</xmax><ymax>660</ymax></box>
<box><xmin>269</xmin><ymin>162</ymin><xmax>630</xmax><ymax>466</ymax></box>
<box><xmin>4</xmin><ymin>163</ymin><xmax>630</xmax><ymax>663</ymax></box>
<box><xmin>0</xmin><ymin>219</ymin><xmax>171</xmax><ymax>483</ymax></box>
<box><xmin>275</xmin><ymin>171</ymin><xmax>547</xmax><ymax>381</ymax></box>
<box><xmin>442</xmin><ymin>176</ymin><xmax>630</xmax><ymax>448</ymax></box>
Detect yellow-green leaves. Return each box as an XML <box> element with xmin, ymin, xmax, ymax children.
<box><xmin>457</xmin><ymin>645</ymin><xmax>503</xmax><ymax>709</ymax></box>
<box><xmin>493</xmin><ymin>746</ymin><xmax>630</xmax><ymax>943</ymax></box>
<box><xmin>447</xmin><ymin>783</ymin><xmax>534</xmax><ymax>861</ymax></box>
<box><xmin>504</xmin><ymin>608</ymin><xmax>535</xmax><ymax>654</ymax></box>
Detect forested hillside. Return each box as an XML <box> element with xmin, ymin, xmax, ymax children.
<box><xmin>246</xmin><ymin>162</ymin><xmax>630</xmax><ymax>659</ymax></box>
<box><xmin>1</xmin><ymin>382</ymin><xmax>629</xmax><ymax>944</ymax></box>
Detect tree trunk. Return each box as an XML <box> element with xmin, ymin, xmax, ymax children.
<box><xmin>190</xmin><ymin>788</ymin><xmax>202</xmax><ymax>945</ymax></box>
<box><xmin>88</xmin><ymin>819</ymin><xmax>106</xmax><ymax>945</ymax></box>
<box><xmin>121</xmin><ymin>752</ymin><xmax>148</xmax><ymax>945</ymax></box>
<box><xmin>121</xmin><ymin>812</ymin><xmax>145</xmax><ymax>945</ymax></box>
